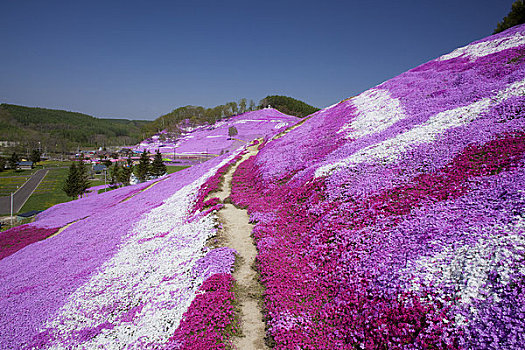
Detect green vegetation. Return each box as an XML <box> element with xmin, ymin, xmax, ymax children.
<box><xmin>166</xmin><ymin>165</ymin><xmax>190</xmax><ymax>174</ymax></box>
<box><xmin>258</xmin><ymin>95</ymin><xmax>319</xmax><ymax>118</ymax></box>
<box><xmin>62</xmin><ymin>162</ymin><xmax>90</xmax><ymax>198</ymax></box>
<box><xmin>135</xmin><ymin>150</ymin><xmax>151</xmax><ymax>182</ymax></box>
<box><xmin>228</xmin><ymin>126</ymin><xmax>238</xmax><ymax>138</ymax></box>
<box><xmin>0</xmin><ymin>176</ymin><xmax>31</xmax><ymax>196</ymax></box>
<box><xmin>0</xmin><ymin>168</ymin><xmax>36</xmax><ymax>178</ymax></box>
<box><xmin>20</xmin><ymin>166</ymin><xmax>72</xmax><ymax>212</ymax></box>
<box><xmin>150</xmin><ymin>150</ymin><xmax>167</xmax><ymax>177</ymax></box>
<box><xmin>494</xmin><ymin>0</ymin><xmax>525</xmax><ymax>34</ymax></box>
<box><xmin>0</xmin><ymin>104</ymin><xmax>151</xmax><ymax>153</ymax></box>
<box><xmin>145</xmin><ymin>98</ymin><xmax>257</xmax><ymax>134</ymax></box>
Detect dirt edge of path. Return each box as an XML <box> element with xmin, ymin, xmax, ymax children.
<box><xmin>208</xmin><ymin>142</ymin><xmax>269</xmax><ymax>349</ymax></box>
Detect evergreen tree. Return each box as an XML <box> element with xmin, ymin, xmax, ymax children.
<box><xmin>76</xmin><ymin>160</ymin><xmax>90</xmax><ymax>197</ymax></box>
<box><xmin>30</xmin><ymin>149</ymin><xmax>41</xmax><ymax>165</ymax></box>
<box><xmin>110</xmin><ymin>163</ymin><xmax>121</xmax><ymax>188</ymax></box>
<box><xmin>135</xmin><ymin>150</ymin><xmax>150</xmax><ymax>182</ymax></box>
<box><xmin>119</xmin><ymin>165</ymin><xmax>133</xmax><ymax>186</ymax></box>
<box><xmin>0</xmin><ymin>157</ymin><xmax>6</xmax><ymax>172</ymax></box>
<box><xmin>150</xmin><ymin>150</ymin><xmax>167</xmax><ymax>177</ymax></box>
<box><xmin>495</xmin><ymin>0</ymin><xmax>525</xmax><ymax>34</ymax></box>
<box><xmin>249</xmin><ymin>99</ymin><xmax>256</xmax><ymax>111</ymax></box>
<box><xmin>8</xmin><ymin>152</ymin><xmax>20</xmax><ymax>169</ymax></box>
<box><xmin>63</xmin><ymin>162</ymin><xmax>79</xmax><ymax>198</ymax></box>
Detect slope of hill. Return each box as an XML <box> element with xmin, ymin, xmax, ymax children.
<box><xmin>1</xmin><ymin>25</ymin><xmax>525</xmax><ymax>350</ymax></box>
<box><xmin>0</xmin><ymin>150</ymin><xmax>243</xmax><ymax>349</ymax></box>
<box><xmin>229</xmin><ymin>26</ymin><xmax>525</xmax><ymax>348</ymax></box>
<box><xmin>0</xmin><ymin>104</ymin><xmax>150</xmax><ymax>150</ymax></box>
<box><xmin>134</xmin><ymin>108</ymin><xmax>299</xmax><ymax>158</ymax></box>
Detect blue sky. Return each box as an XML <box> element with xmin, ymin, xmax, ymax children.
<box><xmin>0</xmin><ymin>0</ymin><xmax>516</xmax><ymax>120</ymax></box>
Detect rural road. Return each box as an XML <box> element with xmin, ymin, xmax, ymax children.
<box><xmin>0</xmin><ymin>169</ymin><xmax>48</xmax><ymax>215</ymax></box>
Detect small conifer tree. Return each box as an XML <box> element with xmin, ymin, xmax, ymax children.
<box><xmin>76</xmin><ymin>160</ymin><xmax>90</xmax><ymax>197</ymax></box>
<box><xmin>136</xmin><ymin>150</ymin><xmax>150</xmax><ymax>182</ymax></box>
<box><xmin>150</xmin><ymin>150</ymin><xmax>167</xmax><ymax>177</ymax></box>
<box><xmin>63</xmin><ymin>162</ymin><xmax>79</xmax><ymax>198</ymax></box>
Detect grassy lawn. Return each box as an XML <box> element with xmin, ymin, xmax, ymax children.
<box><xmin>166</xmin><ymin>165</ymin><xmax>191</xmax><ymax>174</ymax></box>
<box><xmin>0</xmin><ymin>160</ymin><xmax>72</xmax><ymax>198</ymax></box>
<box><xmin>20</xmin><ymin>167</ymin><xmax>73</xmax><ymax>213</ymax></box>
<box><xmin>0</xmin><ymin>175</ymin><xmax>31</xmax><ymax>196</ymax></box>
<box><xmin>0</xmin><ymin>168</ymin><xmax>36</xmax><ymax>178</ymax></box>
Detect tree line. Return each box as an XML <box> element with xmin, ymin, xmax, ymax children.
<box><xmin>62</xmin><ymin>150</ymin><xmax>167</xmax><ymax>198</ymax></box>
<box><xmin>494</xmin><ymin>0</ymin><xmax>525</xmax><ymax>34</ymax></box>
<box><xmin>0</xmin><ymin>150</ymin><xmax>41</xmax><ymax>172</ymax></box>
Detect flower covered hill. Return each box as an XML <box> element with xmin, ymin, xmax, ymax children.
<box><xmin>0</xmin><ymin>147</ymin><xmax>248</xmax><ymax>349</ymax></box>
<box><xmin>230</xmin><ymin>25</ymin><xmax>525</xmax><ymax>349</ymax></box>
<box><xmin>134</xmin><ymin>108</ymin><xmax>299</xmax><ymax>158</ymax></box>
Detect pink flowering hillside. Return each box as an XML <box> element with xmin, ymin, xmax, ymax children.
<box><xmin>135</xmin><ymin>108</ymin><xmax>299</xmax><ymax>157</ymax></box>
<box><xmin>0</xmin><ymin>149</ymin><xmax>245</xmax><ymax>349</ymax></box>
<box><xmin>230</xmin><ymin>25</ymin><xmax>525</xmax><ymax>349</ymax></box>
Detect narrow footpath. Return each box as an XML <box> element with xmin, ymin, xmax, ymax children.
<box><xmin>213</xmin><ymin>143</ymin><xmax>268</xmax><ymax>350</ymax></box>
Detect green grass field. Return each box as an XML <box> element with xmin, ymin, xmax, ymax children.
<box><xmin>19</xmin><ymin>166</ymin><xmax>73</xmax><ymax>213</ymax></box>
<box><xmin>166</xmin><ymin>165</ymin><xmax>190</xmax><ymax>174</ymax></box>
<box><xmin>0</xmin><ymin>175</ymin><xmax>31</xmax><ymax>196</ymax></box>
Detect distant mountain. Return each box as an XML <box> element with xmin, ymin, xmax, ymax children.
<box><xmin>259</xmin><ymin>95</ymin><xmax>320</xmax><ymax>117</ymax></box>
<box><xmin>0</xmin><ymin>104</ymin><xmax>151</xmax><ymax>152</ymax></box>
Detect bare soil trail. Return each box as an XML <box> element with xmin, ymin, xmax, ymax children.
<box><xmin>213</xmin><ymin>143</ymin><xmax>269</xmax><ymax>350</ymax></box>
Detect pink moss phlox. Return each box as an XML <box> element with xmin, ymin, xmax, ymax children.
<box><xmin>166</xmin><ymin>273</ymin><xmax>238</xmax><ymax>350</ymax></box>
<box><xmin>0</xmin><ymin>224</ymin><xmax>59</xmax><ymax>260</ymax></box>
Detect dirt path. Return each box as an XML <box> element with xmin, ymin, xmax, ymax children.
<box><xmin>213</xmin><ymin>143</ymin><xmax>268</xmax><ymax>350</ymax></box>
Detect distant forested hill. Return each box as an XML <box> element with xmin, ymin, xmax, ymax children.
<box><xmin>0</xmin><ymin>104</ymin><xmax>150</xmax><ymax>152</ymax></box>
<box><xmin>259</xmin><ymin>95</ymin><xmax>320</xmax><ymax>117</ymax></box>
<box><xmin>146</xmin><ymin>96</ymin><xmax>319</xmax><ymax>135</ymax></box>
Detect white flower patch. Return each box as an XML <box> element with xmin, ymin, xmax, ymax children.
<box><xmin>316</xmin><ymin>78</ymin><xmax>525</xmax><ymax>177</ymax></box>
<box><xmin>403</xmin><ymin>216</ymin><xmax>525</xmax><ymax>325</ymax></box>
<box><xmin>43</xmin><ymin>151</ymin><xmax>242</xmax><ymax>349</ymax></box>
<box><xmin>206</xmin><ymin>135</ymin><xmax>224</xmax><ymax>138</ymax></box>
<box><xmin>438</xmin><ymin>31</ymin><xmax>525</xmax><ymax>61</ymax></box>
<box><xmin>337</xmin><ymin>88</ymin><xmax>407</xmax><ymax>139</ymax></box>
<box><xmin>274</xmin><ymin>122</ymin><xmax>288</xmax><ymax>129</ymax></box>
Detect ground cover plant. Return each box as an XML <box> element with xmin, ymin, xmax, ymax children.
<box><xmin>230</xmin><ymin>25</ymin><xmax>525</xmax><ymax>349</ymax></box>
<box><xmin>0</xmin><ymin>147</ymin><xmax>246</xmax><ymax>349</ymax></box>
<box><xmin>134</xmin><ymin>108</ymin><xmax>299</xmax><ymax>158</ymax></box>
<box><xmin>2</xmin><ymin>24</ymin><xmax>525</xmax><ymax>350</ymax></box>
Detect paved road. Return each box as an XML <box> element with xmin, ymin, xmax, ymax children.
<box><xmin>0</xmin><ymin>169</ymin><xmax>48</xmax><ymax>215</ymax></box>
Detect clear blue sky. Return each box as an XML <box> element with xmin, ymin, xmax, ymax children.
<box><xmin>0</xmin><ymin>0</ymin><xmax>516</xmax><ymax>120</ymax></box>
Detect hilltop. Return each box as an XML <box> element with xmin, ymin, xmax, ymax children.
<box><xmin>134</xmin><ymin>108</ymin><xmax>299</xmax><ymax>162</ymax></box>
<box><xmin>0</xmin><ymin>104</ymin><xmax>150</xmax><ymax>152</ymax></box>
<box><xmin>1</xmin><ymin>24</ymin><xmax>525</xmax><ymax>349</ymax></box>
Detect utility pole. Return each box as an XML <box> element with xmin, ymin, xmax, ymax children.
<box><xmin>10</xmin><ymin>192</ymin><xmax>13</xmax><ymax>226</ymax></box>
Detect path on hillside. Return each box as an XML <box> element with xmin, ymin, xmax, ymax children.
<box><xmin>213</xmin><ymin>143</ymin><xmax>268</xmax><ymax>350</ymax></box>
<box><xmin>0</xmin><ymin>169</ymin><xmax>48</xmax><ymax>215</ymax></box>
